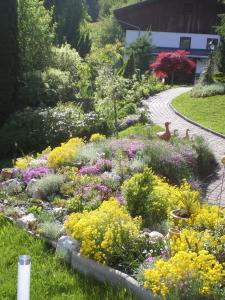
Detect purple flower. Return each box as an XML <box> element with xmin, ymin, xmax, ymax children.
<box><xmin>96</xmin><ymin>184</ymin><xmax>109</xmax><ymax>194</ymax></box>
<box><xmin>95</xmin><ymin>159</ymin><xmax>112</xmax><ymax>172</ymax></box>
<box><xmin>78</xmin><ymin>165</ymin><xmax>100</xmax><ymax>175</ymax></box>
<box><xmin>110</xmin><ymin>139</ymin><xmax>145</xmax><ymax>159</ymax></box>
<box><xmin>115</xmin><ymin>193</ymin><xmax>125</xmax><ymax>205</ymax></box>
<box><xmin>22</xmin><ymin>167</ymin><xmax>52</xmax><ymax>184</ymax></box>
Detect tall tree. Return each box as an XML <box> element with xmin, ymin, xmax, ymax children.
<box><xmin>0</xmin><ymin>0</ymin><xmax>19</xmax><ymax>125</ymax></box>
<box><xmin>18</xmin><ymin>0</ymin><xmax>54</xmax><ymax>73</ymax></box>
<box><xmin>54</xmin><ymin>0</ymin><xmax>85</xmax><ymax>49</ymax></box>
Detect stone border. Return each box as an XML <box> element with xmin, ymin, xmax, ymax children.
<box><xmin>169</xmin><ymin>103</ymin><xmax>225</xmax><ymax>140</ymax></box>
<box><xmin>4</xmin><ymin>216</ymin><xmax>156</xmax><ymax>300</ymax></box>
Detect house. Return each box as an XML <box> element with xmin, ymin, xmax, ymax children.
<box><xmin>114</xmin><ymin>0</ymin><xmax>225</xmax><ymax>80</ymax></box>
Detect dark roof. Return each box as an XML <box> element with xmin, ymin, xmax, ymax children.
<box><xmin>152</xmin><ymin>47</ymin><xmax>211</xmax><ymax>58</ymax></box>
<box><xmin>114</xmin><ymin>0</ymin><xmax>225</xmax><ymax>34</ymax></box>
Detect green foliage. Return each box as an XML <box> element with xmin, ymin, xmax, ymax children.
<box><xmin>192</xmin><ymin>136</ymin><xmax>217</xmax><ymax>178</ymax></box>
<box><xmin>91</xmin><ymin>15</ymin><xmax>124</xmax><ymax>47</ymax></box>
<box><xmin>198</xmin><ymin>55</ymin><xmax>214</xmax><ymax>85</ymax></box>
<box><xmin>214</xmin><ymin>72</ymin><xmax>225</xmax><ymax>83</ymax></box>
<box><xmin>122</xmin><ymin>168</ymin><xmax>168</xmax><ymax>227</ymax></box>
<box><xmin>18</xmin><ymin>0</ymin><xmax>54</xmax><ymax>73</ymax></box>
<box><xmin>54</xmin><ymin>0</ymin><xmax>85</xmax><ymax>50</ymax></box>
<box><xmin>126</xmin><ymin>33</ymin><xmax>152</xmax><ymax>74</ymax></box>
<box><xmin>122</xmin><ymin>52</ymin><xmax>136</xmax><ymax>79</ymax></box>
<box><xmin>216</xmin><ymin>38</ymin><xmax>225</xmax><ymax>73</ymax></box>
<box><xmin>0</xmin><ymin>215</ymin><xmax>135</xmax><ymax>299</ymax></box>
<box><xmin>0</xmin><ymin>103</ymin><xmax>109</xmax><ymax>157</ymax></box>
<box><xmin>28</xmin><ymin>174</ymin><xmax>65</xmax><ymax>201</ymax></box>
<box><xmin>39</xmin><ymin>221</ymin><xmax>62</xmax><ymax>240</ymax></box>
<box><xmin>191</xmin><ymin>82</ymin><xmax>225</xmax><ymax>98</ymax></box>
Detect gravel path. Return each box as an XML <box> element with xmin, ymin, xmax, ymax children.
<box><xmin>144</xmin><ymin>87</ymin><xmax>225</xmax><ymax>205</ymax></box>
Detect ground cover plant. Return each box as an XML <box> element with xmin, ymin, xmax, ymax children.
<box><xmin>0</xmin><ymin>215</ymin><xmax>135</xmax><ymax>300</ymax></box>
<box><xmin>172</xmin><ymin>92</ymin><xmax>225</xmax><ymax>135</ymax></box>
<box><xmin>0</xmin><ymin>128</ymin><xmax>223</xmax><ymax>299</ymax></box>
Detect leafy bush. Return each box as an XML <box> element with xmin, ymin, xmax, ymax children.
<box><xmin>39</xmin><ymin>221</ymin><xmax>63</xmax><ymax>240</ymax></box>
<box><xmin>141</xmin><ymin>140</ymin><xmax>196</xmax><ymax>183</ymax></box>
<box><xmin>65</xmin><ymin>198</ymin><xmax>141</xmax><ymax>264</ymax></box>
<box><xmin>192</xmin><ymin>136</ymin><xmax>217</xmax><ymax>177</ymax></box>
<box><xmin>118</xmin><ymin>103</ymin><xmax>137</xmax><ymax>119</ymax></box>
<box><xmin>0</xmin><ymin>103</ymin><xmax>109</xmax><ymax>157</ymax></box>
<box><xmin>122</xmin><ymin>168</ymin><xmax>168</xmax><ymax>227</ymax></box>
<box><xmin>27</xmin><ymin>174</ymin><xmax>65</xmax><ymax>201</ymax></box>
<box><xmin>191</xmin><ymin>82</ymin><xmax>225</xmax><ymax>98</ymax></box>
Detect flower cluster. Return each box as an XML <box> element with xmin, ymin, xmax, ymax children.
<box><xmin>22</xmin><ymin>167</ymin><xmax>52</xmax><ymax>184</ymax></box>
<box><xmin>110</xmin><ymin>139</ymin><xmax>145</xmax><ymax>158</ymax></box>
<box><xmin>144</xmin><ymin>250</ymin><xmax>224</xmax><ymax>298</ymax></box>
<box><xmin>65</xmin><ymin>198</ymin><xmax>141</xmax><ymax>263</ymax></box>
<box><xmin>89</xmin><ymin>133</ymin><xmax>106</xmax><ymax>143</ymax></box>
<box><xmin>48</xmin><ymin>138</ymin><xmax>84</xmax><ymax>167</ymax></box>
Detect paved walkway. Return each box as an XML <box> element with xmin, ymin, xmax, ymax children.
<box><xmin>144</xmin><ymin>87</ymin><xmax>225</xmax><ymax>206</ymax></box>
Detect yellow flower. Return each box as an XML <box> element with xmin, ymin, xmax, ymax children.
<box><xmin>89</xmin><ymin>133</ymin><xmax>106</xmax><ymax>143</ymax></box>
<box><xmin>65</xmin><ymin>198</ymin><xmax>141</xmax><ymax>263</ymax></box>
<box><xmin>144</xmin><ymin>250</ymin><xmax>224</xmax><ymax>298</ymax></box>
<box><xmin>48</xmin><ymin>137</ymin><xmax>84</xmax><ymax>167</ymax></box>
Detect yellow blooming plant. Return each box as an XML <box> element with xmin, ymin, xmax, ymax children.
<box><xmin>144</xmin><ymin>250</ymin><xmax>224</xmax><ymax>299</ymax></box>
<box><xmin>188</xmin><ymin>205</ymin><xmax>225</xmax><ymax>231</ymax></box>
<box><xmin>15</xmin><ymin>155</ymin><xmax>34</xmax><ymax>170</ymax></box>
<box><xmin>89</xmin><ymin>133</ymin><xmax>106</xmax><ymax>143</ymax></box>
<box><xmin>48</xmin><ymin>137</ymin><xmax>84</xmax><ymax>167</ymax></box>
<box><xmin>65</xmin><ymin>198</ymin><xmax>142</xmax><ymax>264</ymax></box>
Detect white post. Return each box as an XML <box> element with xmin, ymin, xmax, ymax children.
<box><xmin>17</xmin><ymin>255</ymin><xmax>31</xmax><ymax>300</ymax></box>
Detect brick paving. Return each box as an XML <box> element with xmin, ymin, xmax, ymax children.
<box><xmin>144</xmin><ymin>87</ymin><xmax>225</xmax><ymax>206</ymax></box>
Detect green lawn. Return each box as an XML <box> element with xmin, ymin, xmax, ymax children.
<box><xmin>172</xmin><ymin>92</ymin><xmax>225</xmax><ymax>135</ymax></box>
<box><xmin>119</xmin><ymin>123</ymin><xmax>163</xmax><ymax>138</ymax></box>
<box><xmin>0</xmin><ymin>216</ymin><xmax>135</xmax><ymax>300</ymax></box>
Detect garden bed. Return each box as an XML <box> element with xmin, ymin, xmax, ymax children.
<box><xmin>0</xmin><ymin>130</ymin><xmax>224</xmax><ymax>299</ymax></box>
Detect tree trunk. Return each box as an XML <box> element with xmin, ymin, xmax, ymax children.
<box><xmin>0</xmin><ymin>0</ymin><xmax>19</xmax><ymax>126</ymax></box>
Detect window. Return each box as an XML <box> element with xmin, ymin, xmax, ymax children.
<box><xmin>180</xmin><ymin>37</ymin><xmax>191</xmax><ymax>50</ymax></box>
<box><xmin>206</xmin><ymin>38</ymin><xmax>218</xmax><ymax>50</ymax></box>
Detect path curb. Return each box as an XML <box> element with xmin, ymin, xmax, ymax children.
<box><xmin>169</xmin><ymin>102</ymin><xmax>225</xmax><ymax>141</ymax></box>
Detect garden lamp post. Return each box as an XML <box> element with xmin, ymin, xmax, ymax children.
<box><xmin>17</xmin><ymin>255</ymin><xmax>31</xmax><ymax>300</ymax></box>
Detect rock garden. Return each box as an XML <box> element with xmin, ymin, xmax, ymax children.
<box><xmin>0</xmin><ymin>130</ymin><xmax>224</xmax><ymax>300</ymax></box>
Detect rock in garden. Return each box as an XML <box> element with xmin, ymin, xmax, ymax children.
<box><xmin>0</xmin><ymin>179</ymin><xmax>24</xmax><ymax>195</ymax></box>
<box><xmin>148</xmin><ymin>231</ymin><xmax>164</xmax><ymax>241</ymax></box>
<box><xmin>56</xmin><ymin>235</ymin><xmax>80</xmax><ymax>263</ymax></box>
<box><xmin>17</xmin><ymin>213</ymin><xmax>37</xmax><ymax>229</ymax></box>
<box><xmin>1</xmin><ymin>168</ymin><xmax>14</xmax><ymax>180</ymax></box>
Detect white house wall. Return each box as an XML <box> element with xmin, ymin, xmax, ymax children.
<box><xmin>126</xmin><ymin>30</ymin><xmax>220</xmax><ymax>50</ymax></box>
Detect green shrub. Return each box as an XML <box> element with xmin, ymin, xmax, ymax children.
<box><xmin>27</xmin><ymin>174</ymin><xmax>65</xmax><ymax>201</ymax></box>
<box><xmin>122</xmin><ymin>167</ymin><xmax>168</xmax><ymax>228</ymax></box>
<box><xmin>214</xmin><ymin>72</ymin><xmax>225</xmax><ymax>83</ymax></box>
<box><xmin>141</xmin><ymin>140</ymin><xmax>195</xmax><ymax>184</ymax></box>
<box><xmin>192</xmin><ymin>136</ymin><xmax>217</xmax><ymax>178</ymax></box>
<box><xmin>0</xmin><ymin>103</ymin><xmax>109</xmax><ymax>157</ymax></box>
<box><xmin>118</xmin><ymin>103</ymin><xmax>137</xmax><ymax>118</ymax></box>
<box><xmin>191</xmin><ymin>83</ymin><xmax>225</xmax><ymax>98</ymax></box>
<box><xmin>20</xmin><ymin>68</ymin><xmax>77</xmax><ymax>107</ymax></box>
<box><xmin>39</xmin><ymin>221</ymin><xmax>63</xmax><ymax>240</ymax></box>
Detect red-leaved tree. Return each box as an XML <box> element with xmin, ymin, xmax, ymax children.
<box><xmin>150</xmin><ymin>50</ymin><xmax>196</xmax><ymax>83</ymax></box>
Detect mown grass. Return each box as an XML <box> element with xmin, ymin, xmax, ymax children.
<box><xmin>119</xmin><ymin>123</ymin><xmax>163</xmax><ymax>138</ymax></box>
<box><xmin>172</xmin><ymin>92</ymin><xmax>225</xmax><ymax>135</ymax></box>
<box><xmin>0</xmin><ymin>215</ymin><xmax>135</xmax><ymax>300</ymax></box>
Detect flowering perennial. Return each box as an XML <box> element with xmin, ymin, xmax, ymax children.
<box><xmin>65</xmin><ymin>198</ymin><xmax>141</xmax><ymax>263</ymax></box>
<box><xmin>144</xmin><ymin>250</ymin><xmax>224</xmax><ymax>298</ymax></box>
